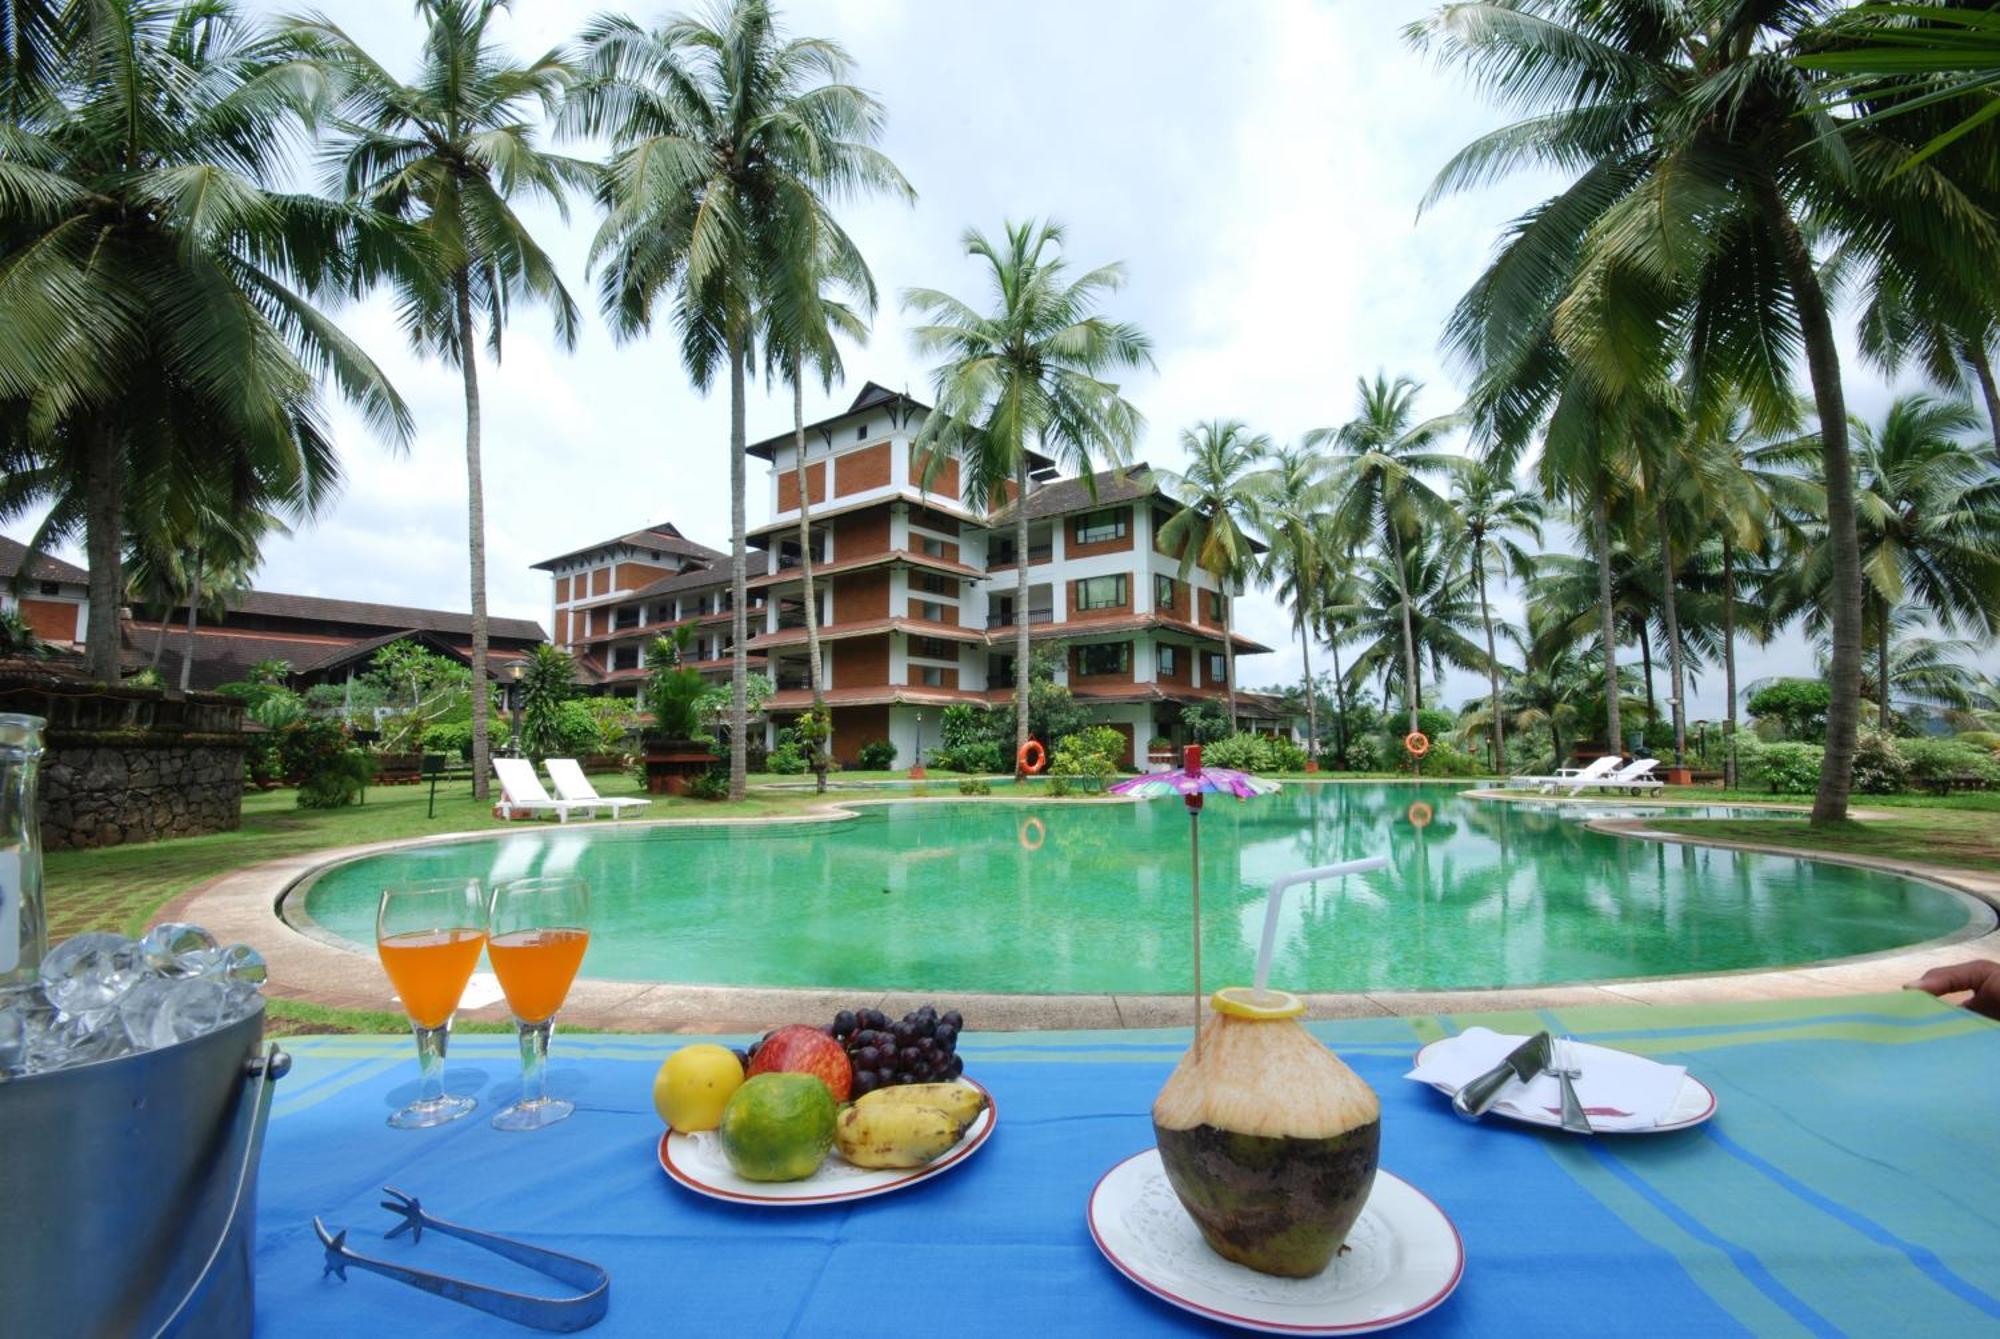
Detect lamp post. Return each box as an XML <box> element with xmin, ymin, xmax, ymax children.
<box><xmin>508</xmin><ymin>662</ymin><xmax>525</xmax><ymax>756</ymax></box>
<box><xmin>910</xmin><ymin>709</ymin><xmax>927</xmax><ymax>780</ymax></box>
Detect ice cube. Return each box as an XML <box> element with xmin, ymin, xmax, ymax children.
<box><xmin>140</xmin><ymin>922</ymin><xmax>220</xmax><ymax>978</ymax></box>
<box><xmin>212</xmin><ymin>943</ymin><xmax>267</xmax><ymax>988</ymax></box>
<box><xmin>117</xmin><ymin>977</ymin><xmax>182</xmax><ymax>1051</ymax></box>
<box><xmin>157</xmin><ymin>977</ymin><xmax>232</xmax><ymax>1045</ymax></box>
<box><xmin>39</xmin><ymin>933</ymin><xmax>143</xmax><ymax>1017</ymax></box>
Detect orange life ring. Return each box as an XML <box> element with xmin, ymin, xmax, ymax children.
<box><xmin>1018</xmin><ymin>739</ymin><xmax>1047</xmax><ymax>774</ymax></box>
<box><xmin>1404</xmin><ymin>731</ymin><xmax>1431</xmax><ymax>758</ymax></box>
<box><xmin>1407</xmin><ymin>801</ymin><xmax>1433</xmax><ymax>829</ymax></box>
<box><xmin>1019</xmin><ymin>816</ymin><xmax>1046</xmax><ymax>851</ymax></box>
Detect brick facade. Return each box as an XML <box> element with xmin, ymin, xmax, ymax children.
<box><xmin>835</xmin><ymin>442</ymin><xmax>891</xmax><ymax>497</ymax></box>
<box><xmin>778</xmin><ymin>460</ymin><xmax>828</xmax><ymax>512</ymax></box>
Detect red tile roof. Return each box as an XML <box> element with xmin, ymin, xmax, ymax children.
<box><xmin>0</xmin><ymin>535</ymin><xmax>88</xmax><ymax>585</ymax></box>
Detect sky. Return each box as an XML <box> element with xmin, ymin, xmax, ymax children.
<box><xmin>26</xmin><ymin>0</ymin><xmax>1990</xmax><ymax>717</ymax></box>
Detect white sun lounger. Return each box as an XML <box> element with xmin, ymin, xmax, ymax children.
<box><xmin>493</xmin><ymin>757</ymin><xmax>591</xmax><ymax>823</ymax></box>
<box><xmin>1586</xmin><ymin>757</ymin><xmax>1664</xmax><ymax>794</ymax></box>
<box><xmin>545</xmin><ymin>757</ymin><xmax>652</xmax><ymax>820</ymax></box>
<box><xmin>1504</xmin><ymin>754</ymin><xmax>1622</xmax><ymax>794</ymax></box>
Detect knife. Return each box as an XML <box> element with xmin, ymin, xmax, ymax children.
<box><xmin>1452</xmin><ymin>1031</ymin><xmax>1553</xmax><ymax>1121</ymax></box>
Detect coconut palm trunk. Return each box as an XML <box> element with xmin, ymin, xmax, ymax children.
<box><xmin>1754</xmin><ymin>181</ymin><xmax>1860</xmax><ymax>826</ymax></box>
<box><xmin>1722</xmin><ymin>535</ymin><xmax>1739</xmax><ymax>789</ymax></box>
<box><xmin>1475</xmin><ymin>553</ymin><xmax>1504</xmax><ymax>771</ymax></box>
<box><xmin>82</xmin><ymin>427</ymin><xmax>124</xmax><ymax>682</ymax></box>
<box><xmin>179</xmin><ymin>553</ymin><xmax>201</xmax><ymax>694</ymax></box>
<box><xmin>1591</xmin><ymin>491</ymin><xmax>1622</xmax><ymax>760</ymax></box>
<box><xmin>1638</xmin><ymin>622</ymin><xmax>1656</xmax><ymax>726</ymax></box>
<box><xmin>1969</xmin><ymin>345</ymin><xmax>2000</xmax><ymax>455</ymax></box>
<box><xmin>793</xmin><ymin>378</ymin><xmax>828</xmax><ymax>791</ymax></box>
<box><xmin>455</xmin><ymin>276</ymin><xmax>492</xmax><ymax>801</ymax></box>
<box><xmin>1328</xmin><ymin>637</ymin><xmax>1348</xmax><ymax>767</ymax></box>
<box><xmin>1221</xmin><ymin>592</ymin><xmax>1240</xmax><ymax>731</ymax></box>
<box><xmin>1656</xmin><ymin>503</ymin><xmax>1686</xmax><ymax>766</ymax></box>
<box><xmin>1877</xmin><ymin>596</ymin><xmax>1893</xmax><ymax>726</ymax></box>
<box><xmin>728</xmin><ymin>327</ymin><xmax>750</xmax><ymax>801</ymax></box>
<box><xmin>1386</xmin><ymin>521</ymin><xmax>1421</xmax><ymax>736</ymax></box>
<box><xmin>1296</xmin><ymin>615</ymin><xmax>1318</xmax><ymax>764</ymax></box>
<box><xmin>1013</xmin><ymin>454</ymin><xmax>1032</xmax><ymax>765</ymax></box>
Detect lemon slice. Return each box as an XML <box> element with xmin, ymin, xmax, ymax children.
<box><xmin>1210</xmin><ymin>986</ymin><xmax>1305</xmax><ymax>1020</ymax></box>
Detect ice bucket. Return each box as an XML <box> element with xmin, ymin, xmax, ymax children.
<box><xmin>0</xmin><ymin>1002</ymin><xmax>288</xmax><ymax>1338</ymax></box>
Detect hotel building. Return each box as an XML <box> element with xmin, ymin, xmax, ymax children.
<box><xmin>537</xmin><ymin>382</ymin><xmax>1287</xmax><ymax>767</ymax></box>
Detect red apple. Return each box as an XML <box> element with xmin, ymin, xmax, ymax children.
<box><xmin>746</xmin><ymin>1024</ymin><xmax>853</xmax><ymax>1102</ymax></box>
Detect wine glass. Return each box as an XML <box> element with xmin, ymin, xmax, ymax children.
<box><xmin>376</xmin><ymin>877</ymin><xmax>488</xmax><ymax>1129</ymax></box>
<box><xmin>485</xmin><ymin>875</ymin><xmax>591</xmax><ymax>1131</ymax></box>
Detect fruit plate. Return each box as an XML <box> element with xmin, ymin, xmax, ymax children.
<box><xmin>1410</xmin><ymin>1038</ymin><xmax>1718</xmax><ymax>1134</ymax></box>
<box><xmin>1088</xmin><ymin>1149</ymin><xmax>1463</xmax><ymax>1335</ymax></box>
<box><xmin>657</xmin><ymin>1079</ymin><xmax>996</xmax><ymax>1206</ymax></box>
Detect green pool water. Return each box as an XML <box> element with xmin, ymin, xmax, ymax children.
<box><xmin>292</xmin><ymin>784</ymin><xmax>1980</xmax><ymax>995</ymax></box>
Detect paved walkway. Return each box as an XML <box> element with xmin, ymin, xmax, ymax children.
<box><xmin>161</xmin><ymin>789</ymin><xmax>2000</xmax><ymax>1033</ymax></box>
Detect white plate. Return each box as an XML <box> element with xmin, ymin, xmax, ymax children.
<box><xmin>1411</xmin><ymin>1039</ymin><xmax>1717</xmax><ymax>1134</ymax></box>
<box><xmin>1088</xmin><ymin>1149</ymin><xmax>1464</xmax><ymax>1335</ymax></box>
<box><xmin>658</xmin><ymin>1079</ymin><xmax>995</xmax><ymax>1206</ymax></box>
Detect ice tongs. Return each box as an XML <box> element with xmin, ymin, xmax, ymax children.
<box><xmin>315</xmin><ymin>1187</ymin><xmax>609</xmax><ymax>1332</ymax></box>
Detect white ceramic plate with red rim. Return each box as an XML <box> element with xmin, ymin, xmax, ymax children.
<box><xmin>1410</xmin><ymin>1039</ymin><xmax>1718</xmax><ymax>1134</ymax></box>
<box><xmin>1088</xmin><ymin>1149</ymin><xmax>1463</xmax><ymax>1335</ymax></box>
<box><xmin>658</xmin><ymin>1079</ymin><xmax>995</xmax><ymax>1206</ymax></box>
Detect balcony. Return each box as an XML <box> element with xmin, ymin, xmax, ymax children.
<box><xmin>986</xmin><ymin>608</ymin><xmax>1055</xmax><ymax>629</ymax></box>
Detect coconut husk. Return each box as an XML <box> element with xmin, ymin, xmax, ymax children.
<box><xmin>1153</xmin><ymin>1012</ymin><xmax>1379</xmax><ymax>1140</ymax></box>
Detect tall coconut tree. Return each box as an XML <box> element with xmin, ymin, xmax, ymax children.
<box><xmin>0</xmin><ymin>0</ymin><xmax>409</xmax><ymax>681</ymax></box>
<box><xmin>1310</xmin><ymin>565</ymin><xmax>1368</xmax><ymax>768</ymax></box>
<box><xmin>293</xmin><ymin>0</ymin><xmax>585</xmax><ymax>799</ymax></box>
<box><xmin>1254</xmin><ymin>445</ymin><xmax>1339</xmax><ymax>760</ymax></box>
<box><xmin>1442</xmin><ymin>457</ymin><xmax>1543</xmax><ymax>771</ymax></box>
<box><xmin>1410</xmin><ymin>0</ymin><xmax>2000</xmax><ymax>824</ymax></box>
<box><xmin>1342</xmin><ymin>540</ymin><xmax>1489</xmax><ymax>719</ymax></box>
<box><xmin>1158</xmin><ymin>421</ymin><xmax>1271</xmax><ymax>732</ymax></box>
<box><xmin>1305</xmin><ymin>373</ymin><xmax>1460</xmax><ymax>737</ymax></box>
<box><xmin>572</xmin><ymin>0</ymin><xmax>910</xmax><ymax>800</ymax></box>
<box><xmin>905</xmin><ymin>219</ymin><xmax>1153</xmax><ymax>760</ymax></box>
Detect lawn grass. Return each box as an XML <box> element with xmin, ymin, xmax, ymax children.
<box><xmin>1646</xmin><ymin>809</ymin><xmax>2000</xmax><ymax>878</ymax></box>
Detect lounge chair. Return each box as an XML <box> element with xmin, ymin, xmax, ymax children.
<box><xmin>545</xmin><ymin>757</ymin><xmax>652</xmax><ymax>820</ymax></box>
<box><xmin>493</xmin><ymin>757</ymin><xmax>591</xmax><ymax>824</ymax></box>
<box><xmin>1586</xmin><ymin>757</ymin><xmax>1664</xmax><ymax>794</ymax></box>
<box><xmin>1503</xmin><ymin>754</ymin><xmax>1622</xmax><ymax>794</ymax></box>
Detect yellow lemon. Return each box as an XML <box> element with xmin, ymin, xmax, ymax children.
<box><xmin>654</xmin><ymin>1044</ymin><xmax>745</xmax><ymax>1132</ymax></box>
<box><xmin>1210</xmin><ymin>986</ymin><xmax>1306</xmax><ymax>1021</ymax></box>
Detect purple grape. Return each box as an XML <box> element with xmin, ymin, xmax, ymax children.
<box><xmin>934</xmin><ymin>1023</ymin><xmax>956</xmax><ymax>1048</ymax></box>
<box><xmin>895</xmin><ymin>1071</ymin><xmax>919</xmax><ymax>1085</ymax></box>
<box><xmin>833</xmin><ymin>1010</ymin><xmax>858</xmax><ymax>1037</ymax></box>
<box><xmin>860</xmin><ymin>1009</ymin><xmax>888</xmax><ymax>1030</ymax></box>
<box><xmin>732</xmin><ymin>1049</ymin><xmax>751</xmax><ymax>1070</ymax></box>
<box><xmin>943</xmin><ymin>1055</ymin><xmax>964</xmax><ymax>1080</ymax></box>
<box><xmin>856</xmin><ymin>1045</ymin><xmax>881</xmax><ymax>1068</ymax></box>
<box><xmin>941</xmin><ymin>1011</ymin><xmax>963</xmax><ymax>1031</ymax></box>
<box><xmin>853</xmin><ymin>1070</ymin><xmax>879</xmax><ymax>1095</ymax></box>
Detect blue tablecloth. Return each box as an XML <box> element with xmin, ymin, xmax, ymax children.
<box><xmin>253</xmin><ymin>992</ymin><xmax>2000</xmax><ymax>1336</ymax></box>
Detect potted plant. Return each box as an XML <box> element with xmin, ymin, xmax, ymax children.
<box><xmin>641</xmin><ymin>627</ymin><xmax>718</xmax><ymax>795</ymax></box>
<box><xmin>1145</xmin><ymin>735</ymin><xmax>1175</xmax><ymax>773</ymax></box>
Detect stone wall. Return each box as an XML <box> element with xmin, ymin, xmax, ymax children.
<box><xmin>0</xmin><ymin>672</ymin><xmax>248</xmax><ymax>850</ymax></box>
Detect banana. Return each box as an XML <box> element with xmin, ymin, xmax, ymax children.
<box><xmin>855</xmin><ymin>1082</ymin><xmax>988</xmax><ymax>1132</ymax></box>
<box><xmin>835</xmin><ymin>1100</ymin><xmax>962</xmax><ymax>1169</ymax></box>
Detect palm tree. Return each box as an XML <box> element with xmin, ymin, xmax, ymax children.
<box><xmin>1305</xmin><ymin>373</ymin><xmax>1460</xmax><ymax>737</ymax></box>
<box><xmin>906</xmin><ymin>220</ymin><xmax>1153</xmax><ymax>760</ymax></box>
<box><xmin>0</xmin><ymin>0</ymin><xmax>408</xmax><ymax>681</ymax></box>
<box><xmin>1158</xmin><ymin>421</ymin><xmax>1271</xmax><ymax>731</ymax></box>
<box><xmin>1254</xmin><ymin>446</ymin><xmax>1339</xmax><ymax>759</ymax></box>
<box><xmin>1410</xmin><ymin>0</ymin><xmax>2000</xmax><ymax>823</ymax></box>
<box><xmin>1310</xmin><ymin>566</ymin><xmax>1368</xmax><ymax>768</ymax></box>
<box><xmin>1342</xmin><ymin>541</ymin><xmax>1488</xmax><ymax>719</ymax></box>
<box><xmin>1442</xmin><ymin>457</ymin><xmax>1543</xmax><ymax>771</ymax></box>
<box><xmin>294</xmin><ymin>0</ymin><xmax>585</xmax><ymax>800</ymax></box>
<box><xmin>573</xmin><ymin>0</ymin><xmax>910</xmax><ymax>801</ymax></box>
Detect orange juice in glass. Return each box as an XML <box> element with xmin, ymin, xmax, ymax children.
<box><xmin>486</xmin><ymin>877</ymin><xmax>590</xmax><ymax>1131</ymax></box>
<box><xmin>377</xmin><ymin>878</ymin><xmax>487</xmax><ymax>1128</ymax></box>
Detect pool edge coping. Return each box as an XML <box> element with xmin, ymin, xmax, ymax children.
<box><xmin>159</xmin><ymin>788</ymin><xmax>2000</xmax><ymax>1033</ymax></box>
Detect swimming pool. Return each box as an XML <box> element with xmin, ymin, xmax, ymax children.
<box><xmin>289</xmin><ymin>784</ymin><xmax>1983</xmax><ymax>995</ymax></box>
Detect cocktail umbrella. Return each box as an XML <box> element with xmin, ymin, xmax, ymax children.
<box><xmin>1109</xmin><ymin>745</ymin><xmax>1281</xmax><ymax>1034</ymax></box>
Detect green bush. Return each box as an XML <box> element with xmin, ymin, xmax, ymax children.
<box><xmin>1179</xmin><ymin>700</ymin><xmax>1231</xmax><ymax>744</ymax></box>
<box><xmin>957</xmin><ymin>778</ymin><xmax>991</xmax><ymax>796</ymax></box>
<box><xmin>421</xmin><ymin>721</ymin><xmax>474</xmax><ymax>760</ymax></box>
<box><xmin>1050</xmin><ymin>726</ymin><xmax>1124</xmax><ymax>791</ymax></box>
<box><xmin>953</xmin><ymin>740</ymin><xmax>1007</xmax><ymax>773</ymax></box>
<box><xmin>1203</xmin><ymin>732</ymin><xmax>1277</xmax><ymax>772</ymax></box>
<box><xmin>280</xmin><ymin>719</ymin><xmax>373</xmax><ymax>809</ymax></box>
<box><xmin>765</xmin><ymin>743</ymin><xmax>808</xmax><ymax>775</ymax></box>
<box><xmin>1343</xmin><ymin>733</ymin><xmax>1385</xmax><ymax>771</ymax></box>
<box><xmin>1046</xmin><ymin>773</ymin><xmax>1074</xmax><ymax>798</ymax></box>
<box><xmin>1415</xmin><ymin>708</ymin><xmax>1455</xmax><ymax>740</ymax></box>
<box><xmin>939</xmin><ymin>703</ymin><xmax>1008</xmax><ymax>753</ymax></box>
<box><xmin>1899</xmin><ymin>737</ymin><xmax>2000</xmax><ymax>785</ymax></box>
<box><xmin>1955</xmin><ymin>731</ymin><xmax>2000</xmax><ymax>755</ymax></box>
<box><xmin>684</xmin><ymin>767</ymin><xmax>731</xmax><ymax>801</ymax></box>
<box><xmin>857</xmin><ymin>739</ymin><xmax>897</xmax><ymax>770</ymax></box>
<box><xmin>1268</xmin><ymin>735</ymin><xmax>1309</xmax><ymax>772</ymax></box>
<box><xmin>1746</xmin><ymin>741</ymin><xmax>1824</xmax><ymax>793</ymax></box>
<box><xmin>1850</xmin><ymin>729</ymin><xmax>1911</xmax><ymax>795</ymax></box>
<box><xmin>1747</xmin><ymin>679</ymin><xmax>1831</xmax><ymax>741</ymax></box>
<box><xmin>1409</xmin><ymin>740</ymin><xmax>1483</xmax><ymax>777</ymax></box>
<box><xmin>1641</xmin><ymin>718</ymin><xmax>1675</xmax><ymax>752</ymax></box>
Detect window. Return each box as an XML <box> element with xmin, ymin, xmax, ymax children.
<box><xmin>1156</xmin><ymin>644</ymin><xmax>1178</xmax><ymax>677</ymax></box>
<box><xmin>1207</xmin><ymin>653</ymin><xmax>1228</xmax><ymax>684</ymax></box>
<box><xmin>916</xmin><ymin>600</ymin><xmax>948</xmax><ymax>622</ymax></box>
<box><xmin>614</xmin><ymin>605</ymin><xmax>640</xmax><ymax>629</ymax></box>
<box><xmin>856</xmin><ymin>422</ymin><xmax>868</xmax><ymax>441</ymax></box>
<box><xmin>918</xmin><ymin>536</ymin><xmax>949</xmax><ymax>559</ymax></box>
<box><xmin>1074</xmin><ymin>508</ymin><xmax>1128</xmax><ymax>545</ymax></box>
<box><xmin>990</xmin><ymin>537</ymin><xmax>1017</xmax><ymax>566</ymax></box>
<box><xmin>1154</xmin><ymin>573</ymin><xmax>1176</xmax><ymax>611</ymax></box>
<box><xmin>1076</xmin><ymin>642</ymin><xmax>1131</xmax><ymax>677</ymax></box>
<box><xmin>611</xmin><ymin>645</ymin><xmax>640</xmax><ymax>671</ymax></box>
<box><xmin>987</xmin><ymin>654</ymin><xmax>1016</xmax><ymax>686</ymax></box>
<box><xmin>916</xmin><ymin>665</ymin><xmax>946</xmax><ymax>687</ymax></box>
<box><xmin>910</xmin><ymin>636</ymin><xmax>954</xmax><ymax>661</ymax></box>
<box><xmin>915</xmin><ymin>572</ymin><xmax>953</xmax><ymax>596</ymax></box>
<box><xmin>1205</xmin><ymin>589</ymin><xmax>1225</xmax><ymax>621</ymax></box>
<box><xmin>1075</xmin><ymin>574</ymin><xmax>1127</xmax><ymax>611</ymax></box>
<box><xmin>38</xmin><ymin>581</ymin><xmax>58</xmax><ymax>597</ymax></box>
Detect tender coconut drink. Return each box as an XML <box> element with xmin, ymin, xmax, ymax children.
<box><xmin>1153</xmin><ymin>987</ymin><xmax>1381</xmax><ymax>1279</ymax></box>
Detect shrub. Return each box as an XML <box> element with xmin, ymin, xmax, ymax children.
<box><xmin>1180</xmin><ymin>699</ymin><xmax>1232</xmax><ymax>744</ymax></box>
<box><xmin>684</xmin><ymin>767</ymin><xmax>731</xmax><ymax>801</ymax></box>
<box><xmin>1409</xmin><ymin>740</ymin><xmax>1483</xmax><ymax>777</ymax></box>
<box><xmin>422</xmin><ymin>721</ymin><xmax>474</xmax><ymax>760</ymax></box>
<box><xmin>517</xmin><ymin>644</ymin><xmax>578</xmax><ymax>758</ymax></box>
<box><xmin>1641</xmin><ymin>718</ymin><xmax>1675</xmax><ymax>753</ymax></box>
<box><xmin>1146</xmin><ymin>735</ymin><xmax>1173</xmax><ymax>754</ymax></box>
<box><xmin>280</xmin><ymin>719</ymin><xmax>373</xmax><ymax>809</ymax></box>
<box><xmin>1850</xmin><ymin>729</ymin><xmax>1911</xmax><ymax>795</ymax></box>
<box><xmin>1343</xmin><ymin>733</ymin><xmax>1385</xmax><ymax>772</ymax></box>
<box><xmin>1745</xmin><ymin>741</ymin><xmax>1824</xmax><ymax>793</ymax></box>
<box><xmin>1045</xmin><ymin>773</ymin><xmax>1074</xmax><ymax>798</ymax></box>
<box><xmin>957</xmin><ymin>778</ymin><xmax>991</xmax><ymax>796</ymax></box>
<box><xmin>1415</xmin><ymin>708</ymin><xmax>1455</xmax><ymax>741</ymax></box>
<box><xmin>765</xmin><ymin>743</ymin><xmax>809</xmax><ymax>775</ymax></box>
<box><xmin>1050</xmin><ymin>727</ymin><xmax>1124</xmax><ymax>792</ymax></box>
<box><xmin>856</xmin><ymin>739</ymin><xmax>897</xmax><ymax>770</ymax></box>
<box><xmin>1267</xmin><ymin>735</ymin><xmax>1309</xmax><ymax>772</ymax></box>
<box><xmin>1203</xmin><ymin>732</ymin><xmax>1276</xmax><ymax>772</ymax></box>
<box><xmin>1955</xmin><ymin>730</ymin><xmax>2000</xmax><ymax>755</ymax></box>
<box><xmin>940</xmin><ymin>703</ymin><xmax>1008</xmax><ymax>752</ymax></box>
<box><xmin>1747</xmin><ymin>679</ymin><xmax>1831</xmax><ymax>741</ymax></box>
<box><xmin>1899</xmin><ymin>737</ymin><xmax>2000</xmax><ymax>786</ymax></box>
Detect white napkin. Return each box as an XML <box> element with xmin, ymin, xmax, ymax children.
<box><xmin>1404</xmin><ymin>1028</ymin><xmax>1689</xmax><ymax>1132</ymax></box>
